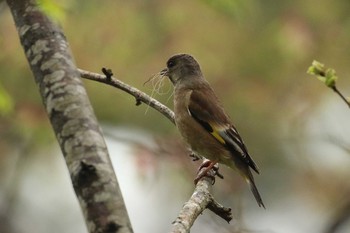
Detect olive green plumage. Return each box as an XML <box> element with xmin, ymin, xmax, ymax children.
<box><xmin>161</xmin><ymin>54</ymin><xmax>265</xmax><ymax>208</ymax></box>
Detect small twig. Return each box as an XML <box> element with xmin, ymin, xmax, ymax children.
<box><xmin>101</xmin><ymin>67</ymin><xmax>113</xmax><ymax>81</ymax></box>
<box><xmin>331</xmin><ymin>86</ymin><xmax>350</xmax><ymax>108</ymax></box>
<box><xmin>207</xmin><ymin>198</ymin><xmax>233</xmax><ymax>223</ymax></box>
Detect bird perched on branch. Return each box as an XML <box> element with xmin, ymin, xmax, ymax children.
<box><xmin>160</xmin><ymin>54</ymin><xmax>265</xmax><ymax>208</ymax></box>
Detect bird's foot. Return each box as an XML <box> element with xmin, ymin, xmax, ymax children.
<box><xmin>194</xmin><ymin>160</ymin><xmax>223</xmax><ymax>185</ymax></box>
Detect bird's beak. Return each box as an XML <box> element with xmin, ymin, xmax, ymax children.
<box><xmin>159</xmin><ymin>67</ymin><xmax>169</xmax><ymax>77</ymax></box>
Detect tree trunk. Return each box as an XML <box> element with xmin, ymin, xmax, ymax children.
<box><xmin>6</xmin><ymin>0</ymin><xmax>133</xmax><ymax>232</ymax></box>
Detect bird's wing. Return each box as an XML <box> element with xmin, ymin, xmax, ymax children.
<box><xmin>188</xmin><ymin>89</ymin><xmax>260</xmax><ymax>173</ymax></box>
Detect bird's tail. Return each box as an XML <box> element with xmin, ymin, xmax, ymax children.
<box><xmin>244</xmin><ymin>170</ymin><xmax>265</xmax><ymax>208</ymax></box>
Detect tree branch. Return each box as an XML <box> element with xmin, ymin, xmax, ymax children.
<box><xmin>170</xmin><ymin>166</ymin><xmax>232</xmax><ymax>233</ymax></box>
<box><xmin>79</xmin><ymin>68</ymin><xmax>175</xmax><ymax>124</ymax></box>
<box><xmin>6</xmin><ymin>1</ymin><xmax>133</xmax><ymax>232</ymax></box>
<box><xmin>79</xmin><ymin>69</ymin><xmax>233</xmax><ymax>231</ymax></box>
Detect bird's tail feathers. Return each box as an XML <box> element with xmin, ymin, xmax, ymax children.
<box><xmin>245</xmin><ymin>171</ymin><xmax>265</xmax><ymax>209</ymax></box>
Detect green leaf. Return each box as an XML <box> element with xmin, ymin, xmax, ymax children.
<box><xmin>325</xmin><ymin>69</ymin><xmax>337</xmax><ymax>87</ymax></box>
<box><xmin>307</xmin><ymin>60</ymin><xmax>325</xmax><ymax>76</ymax></box>
<box><xmin>307</xmin><ymin>60</ymin><xmax>337</xmax><ymax>88</ymax></box>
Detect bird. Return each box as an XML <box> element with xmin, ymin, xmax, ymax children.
<box><xmin>159</xmin><ymin>53</ymin><xmax>265</xmax><ymax>208</ymax></box>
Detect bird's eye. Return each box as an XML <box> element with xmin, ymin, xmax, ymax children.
<box><xmin>167</xmin><ymin>60</ymin><xmax>175</xmax><ymax>68</ymax></box>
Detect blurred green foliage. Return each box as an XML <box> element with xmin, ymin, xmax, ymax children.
<box><xmin>0</xmin><ymin>82</ymin><xmax>13</xmax><ymax>116</ymax></box>
<box><xmin>2</xmin><ymin>0</ymin><xmax>350</xmax><ymax>173</ymax></box>
<box><xmin>37</xmin><ymin>0</ymin><xmax>69</xmax><ymax>22</ymax></box>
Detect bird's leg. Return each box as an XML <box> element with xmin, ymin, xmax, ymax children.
<box><xmin>194</xmin><ymin>160</ymin><xmax>218</xmax><ymax>184</ymax></box>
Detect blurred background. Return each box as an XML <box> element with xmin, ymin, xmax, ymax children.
<box><xmin>1</xmin><ymin>0</ymin><xmax>350</xmax><ymax>232</ymax></box>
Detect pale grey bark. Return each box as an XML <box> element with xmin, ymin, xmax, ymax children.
<box><xmin>6</xmin><ymin>0</ymin><xmax>133</xmax><ymax>232</ymax></box>
<box><xmin>170</xmin><ymin>169</ymin><xmax>231</xmax><ymax>233</ymax></box>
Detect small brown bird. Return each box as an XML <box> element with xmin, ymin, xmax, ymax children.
<box><xmin>160</xmin><ymin>54</ymin><xmax>265</xmax><ymax>208</ymax></box>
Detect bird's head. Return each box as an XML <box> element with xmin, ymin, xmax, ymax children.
<box><xmin>160</xmin><ymin>54</ymin><xmax>203</xmax><ymax>86</ymax></box>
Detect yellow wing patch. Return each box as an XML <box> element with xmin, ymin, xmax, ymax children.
<box><xmin>210</xmin><ymin>130</ymin><xmax>226</xmax><ymax>144</ymax></box>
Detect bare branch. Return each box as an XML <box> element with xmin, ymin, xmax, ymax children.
<box><xmin>78</xmin><ymin>68</ymin><xmax>175</xmax><ymax>124</ymax></box>
<box><xmin>170</xmin><ymin>166</ymin><xmax>232</xmax><ymax>233</ymax></box>
<box><xmin>171</xmin><ymin>177</ymin><xmax>214</xmax><ymax>233</ymax></box>
<box><xmin>207</xmin><ymin>199</ymin><xmax>233</xmax><ymax>223</ymax></box>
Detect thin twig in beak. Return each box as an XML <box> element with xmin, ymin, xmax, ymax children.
<box><xmin>160</xmin><ymin>68</ymin><xmax>168</xmax><ymax>76</ymax></box>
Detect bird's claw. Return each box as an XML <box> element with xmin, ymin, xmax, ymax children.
<box><xmin>194</xmin><ymin>160</ymin><xmax>223</xmax><ymax>185</ymax></box>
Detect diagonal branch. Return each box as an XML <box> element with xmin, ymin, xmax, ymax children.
<box><xmin>79</xmin><ymin>69</ymin><xmax>175</xmax><ymax>124</ymax></box>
